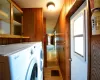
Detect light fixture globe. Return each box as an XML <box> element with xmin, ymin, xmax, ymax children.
<box><xmin>47</xmin><ymin>2</ymin><xmax>55</xmax><ymax>11</ymax></box>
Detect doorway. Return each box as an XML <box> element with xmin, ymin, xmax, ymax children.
<box><xmin>46</xmin><ymin>34</ymin><xmax>57</xmax><ymax>66</ymax></box>
<box><xmin>70</xmin><ymin>1</ymin><xmax>88</xmax><ymax>80</ymax></box>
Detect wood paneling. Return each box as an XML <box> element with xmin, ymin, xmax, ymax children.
<box><xmin>90</xmin><ymin>0</ymin><xmax>94</xmax><ymax>9</ymax></box>
<box><xmin>0</xmin><ymin>34</ymin><xmax>29</xmax><ymax>45</ymax></box>
<box><xmin>0</xmin><ymin>63</ymin><xmax>5</xmax><ymax>80</ymax></box>
<box><xmin>54</xmin><ymin>0</ymin><xmax>84</xmax><ymax>80</ymax></box>
<box><xmin>43</xmin><ymin>18</ymin><xmax>47</xmax><ymax>67</ymax></box>
<box><xmin>43</xmin><ymin>18</ymin><xmax>46</xmax><ymax>36</ymax></box>
<box><xmin>0</xmin><ymin>56</ymin><xmax>11</xmax><ymax>80</ymax></box>
<box><xmin>23</xmin><ymin>8</ymin><xmax>43</xmax><ymax>42</ymax></box>
<box><xmin>87</xmin><ymin>0</ymin><xmax>92</xmax><ymax>80</ymax></box>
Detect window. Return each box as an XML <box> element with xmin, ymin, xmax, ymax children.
<box><xmin>73</xmin><ymin>10</ymin><xmax>86</xmax><ymax>58</ymax></box>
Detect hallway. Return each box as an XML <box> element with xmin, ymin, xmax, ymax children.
<box><xmin>44</xmin><ymin>45</ymin><xmax>63</xmax><ymax>80</ymax></box>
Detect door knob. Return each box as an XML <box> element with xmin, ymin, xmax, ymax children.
<box><xmin>69</xmin><ymin>58</ymin><xmax>72</xmax><ymax>61</ymax></box>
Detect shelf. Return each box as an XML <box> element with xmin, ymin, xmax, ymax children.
<box><xmin>0</xmin><ymin>10</ymin><xmax>9</xmax><ymax>19</ymax></box>
<box><xmin>0</xmin><ymin>10</ymin><xmax>10</xmax><ymax>24</ymax></box>
<box><xmin>0</xmin><ymin>18</ymin><xmax>10</xmax><ymax>23</ymax></box>
<box><xmin>14</xmin><ymin>20</ymin><xmax>22</xmax><ymax>26</ymax></box>
<box><xmin>0</xmin><ymin>34</ymin><xmax>30</xmax><ymax>39</ymax></box>
<box><xmin>0</xmin><ymin>10</ymin><xmax>9</xmax><ymax>22</ymax></box>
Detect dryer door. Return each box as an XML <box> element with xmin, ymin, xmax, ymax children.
<box><xmin>25</xmin><ymin>59</ymin><xmax>38</xmax><ymax>80</ymax></box>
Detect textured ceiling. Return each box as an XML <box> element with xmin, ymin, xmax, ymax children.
<box><xmin>13</xmin><ymin>0</ymin><xmax>64</xmax><ymax>33</ymax></box>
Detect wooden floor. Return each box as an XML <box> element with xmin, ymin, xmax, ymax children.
<box><xmin>44</xmin><ymin>46</ymin><xmax>63</xmax><ymax>80</ymax></box>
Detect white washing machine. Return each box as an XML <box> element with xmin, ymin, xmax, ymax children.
<box><xmin>0</xmin><ymin>42</ymin><xmax>43</xmax><ymax>80</ymax></box>
<box><xmin>25</xmin><ymin>42</ymin><xmax>43</xmax><ymax>80</ymax></box>
<box><xmin>33</xmin><ymin>43</ymin><xmax>44</xmax><ymax>80</ymax></box>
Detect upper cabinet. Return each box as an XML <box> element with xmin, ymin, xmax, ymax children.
<box><xmin>0</xmin><ymin>0</ymin><xmax>10</xmax><ymax>34</ymax></box>
<box><xmin>0</xmin><ymin>0</ymin><xmax>28</xmax><ymax>39</ymax></box>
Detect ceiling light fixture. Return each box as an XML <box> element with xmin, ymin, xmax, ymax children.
<box><xmin>47</xmin><ymin>2</ymin><xmax>55</xmax><ymax>11</ymax></box>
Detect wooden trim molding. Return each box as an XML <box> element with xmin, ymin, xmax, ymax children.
<box><xmin>66</xmin><ymin>0</ymin><xmax>85</xmax><ymax>17</ymax></box>
<box><xmin>87</xmin><ymin>0</ymin><xmax>92</xmax><ymax>80</ymax></box>
<box><xmin>10</xmin><ymin>3</ymin><xmax>13</xmax><ymax>35</ymax></box>
<box><xmin>8</xmin><ymin>0</ymin><xmax>23</xmax><ymax>13</ymax></box>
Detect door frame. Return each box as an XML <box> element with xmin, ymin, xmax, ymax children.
<box><xmin>65</xmin><ymin>0</ymin><xmax>91</xmax><ymax>80</ymax></box>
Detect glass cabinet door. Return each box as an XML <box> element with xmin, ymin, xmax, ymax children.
<box><xmin>0</xmin><ymin>0</ymin><xmax>10</xmax><ymax>34</ymax></box>
<box><xmin>13</xmin><ymin>6</ymin><xmax>22</xmax><ymax>35</ymax></box>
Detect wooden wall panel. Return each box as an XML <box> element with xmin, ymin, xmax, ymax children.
<box><xmin>0</xmin><ymin>57</ymin><xmax>11</xmax><ymax>80</ymax></box>
<box><xmin>23</xmin><ymin>8</ymin><xmax>43</xmax><ymax>42</ymax></box>
<box><xmin>55</xmin><ymin>2</ymin><xmax>71</xmax><ymax>80</ymax></box>
<box><xmin>43</xmin><ymin>18</ymin><xmax>47</xmax><ymax>67</ymax></box>
<box><xmin>90</xmin><ymin>0</ymin><xmax>94</xmax><ymax>9</ymax></box>
<box><xmin>34</xmin><ymin>9</ymin><xmax>43</xmax><ymax>41</ymax></box>
<box><xmin>23</xmin><ymin>9</ymin><xmax>35</xmax><ymax>41</ymax></box>
<box><xmin>0</xmin><ymin>63</ymin><xmax>5</xmax><ymax>80</ymax></box>
<box><xmin>0</xmin><ymin>38</ymin><xmax>29</xmax><ymax>45</ymax></box>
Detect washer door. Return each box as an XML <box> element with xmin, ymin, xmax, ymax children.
<box><xmin>25</xmin><ymin>59</ymin><xmax>38</xmax><ymax>80</ymax></box>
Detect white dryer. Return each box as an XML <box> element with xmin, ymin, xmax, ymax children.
<box><xmin>0</xmin><ymin>42</ymin><xmax>43</xmax><ymax>80</ymax></box>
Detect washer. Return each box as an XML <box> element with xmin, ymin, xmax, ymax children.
<box><xmin>0</xmin><ymin>42</ymin><xmax>43</xmax><ymax>80</ymax></box>
<box><xmin>33</xmin><ymin>43</ymin><xmax>44</xmax><ymax>80</ymax></box>
<box><xmin>25</xmin><ymin>42</ymin><xmax>43</xmax><ymax>80</ymax></box>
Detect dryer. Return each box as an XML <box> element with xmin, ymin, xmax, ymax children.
<box><xmin>0</xmin><ymin>42</ymin><xmax>43</xmax><ymax>80</ymax></box>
